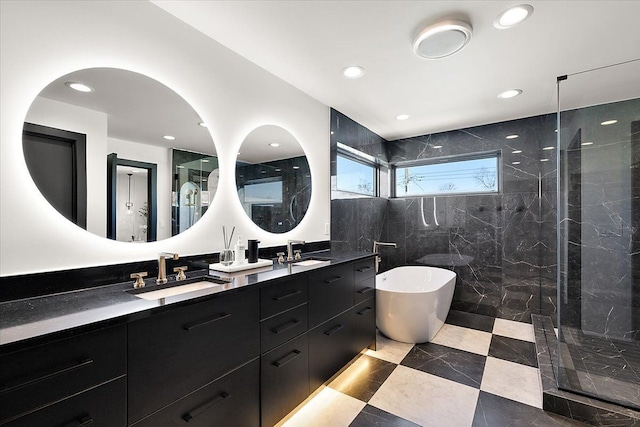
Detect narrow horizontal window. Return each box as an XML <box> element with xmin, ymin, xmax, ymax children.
<box><xmin>337</xmin><ymin>150</ymin><xmax>376</xmax><ymax>197</ymax></box>
<box><xmin>394</xmin><ymin>153</ymin><xmax>500</xmax><ymax>197</ymax></box>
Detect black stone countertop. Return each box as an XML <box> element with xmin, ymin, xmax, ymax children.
<box><xmin>0</xmin><ymin>251</ymin><xmax>374</xmax><ymax>350</ymax></box>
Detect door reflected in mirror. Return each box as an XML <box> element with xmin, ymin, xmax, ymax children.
<box><xmin>22</xmin><ymin>68</ymin><xmax>218</xmax><ymax>242</ymax></box>
<box><xmin>236</xmin><ymin>125</ymin><xmax>311</xmax><ymax>233</ymax></box>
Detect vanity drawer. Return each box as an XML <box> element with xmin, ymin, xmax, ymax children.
<box><xmin>261</xmin><ymin>303</ymin><xmax>308</xmax><ymax>354</ymax></box>
<box><xmin>128</xmin><ymin>288</ymin><xmax>260</xmax><ymax>424</ymax></box>
<box><xmin>132</xmin><ymin>359</ymin><xmax>259</xmax><ymax>427</ymax></box>
<box><xmin>354</xmin><ymin>275</ymin><xmax>375</xmax><ymax>304</ymax></box>
<box><xmin>3</xmin><ymin>377</ymin><xmax>126</xmax><ymax>427</ymax></box>
<box><xmin>0</xmin><ymin>324</ymin><xmax>126</xmax><ymax>424</ymax></box>
<box><xmin>308</xmin><ymin>310</ymin><xmax>354</xmax><ymax>391</ymax></box>
<box><xmin>354</xmin><ymin>258</ymin><xmax>375</xmax><ymax>282</ymax></box>
<box><xmin>308</xmin><ymin>263</ymin><xmax>354</xmax><ymax>328</ymax></box>
<box><xmin>352</xmin><ymin>298</ymin><xmax>376</xmax><ymax>354</ymax></box>
<box><xmin>261</xmin><ymin>276</ymin><xmax>308</xmax><ymax>320</ymax></box>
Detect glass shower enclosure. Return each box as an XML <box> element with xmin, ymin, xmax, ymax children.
<box><xmin>557</xmin><ymin>60</ymin><xmax>640</xmax><ymax>410</ymax></box>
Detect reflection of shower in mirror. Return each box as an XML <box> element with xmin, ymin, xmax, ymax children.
<box><xmin>421</xmin><ymin>196</ymin><xmax>439</xmax><ymax>227</ymax></box>
<box><xmin>179</xmin><ymin>182</ymin><xmax>201</xmax><ymax>232</ymax></box>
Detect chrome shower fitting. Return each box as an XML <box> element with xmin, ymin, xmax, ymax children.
<box><xmin>373</xmin><ymin>241</ymin><xmax>397</xmax><ymax>273</ymax></box>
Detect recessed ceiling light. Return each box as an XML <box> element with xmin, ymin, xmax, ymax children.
<box><xmin>330</xmin><ymin>131</ymin><xmax>335</xmax><ymax>135</ymax></box>
<box><xmin>581</xmin><ymin>142</ymin><xmax>594</xmax><ymax>146</ymax></box>
<box><xmin>433</xmin><ymin>145</ymin><xmax>443</xmax><ymax>149</ymax></box>
<box><xmin>198</xmin><ymin>122</ymin><xmax>207</xmax><ymax>128</ymax></box>
<box><xmin>65</xmin><ymin>82</ymin><xmax>94</xmax><ymax>92</ymax></box>
<box><xmin>512</xmin><ymin>150</ymin><xmax>523</xmax><ymax>154</ymax></box>
<box><xmin>540</xmin><ymin>159</ymin><xmax>549</xmax><ymax>162</ymax></box>
<box><xmin>543</xmin><ymin>146</ymin><xmax>554</xmax><ymax>150</ymax></box>
<box><xmin>293</xmin><ymin>166</ymin><xmax>300</xmax><ymax>170</ymax></box>
<box><xmin>163</xmin><ymin>135</ymin><xmax>176</xmax><ymax>140</ymax></box>
<box><xmin>497</xmin><ymin>89</ymin><xmax>522</xmax><ymax>99</ymax></box>
<box><xmin>342</xmin><ymin>66</ymin><xmax>365</xmax><ymax>79</ymax></box>
<box><xmin>176</xmin><ymin>165</ymin><xmax>185</xmax><ymax>169</ymax></box>
<box><xmin>506</xmin><ymin>134</ymin><xmax>519</xmax><ymax>139</ymax></box>
<box><xmin>275</xmin><ymin>168</ymin><xmax>282</xmax><ymax>172</ymax></box>
<box><xmin>413</xmin><ymin>20</ymin><xmax>473</xmax><ymax>59</ymax></box>
<box><xmin>201</xmin><ymin>159</ymin><xmax>209</xmax><ymax>163</ymax></box>
<box><xmin>512</xmin><ymin>161</ymin><xmax>521</xmax><ymax>165</ymax></box>
<box><xmin>269</xmin><ymin>143</ymin><xmax>280</xmax><ymax>147</ymax></box>
<box><xmin>601</xmin><ymin>120</ymin><xmax>618</xmax><ymax>126</ymax></box>
<box><xmin>494</xmin><ymin>4</ymin><xmax>534</xmax><ymax>29</ymax></box>
<box><xmin>396</xmin><ymin>114</ymin><xmax>410</xmax><ymax>121</ymax></box>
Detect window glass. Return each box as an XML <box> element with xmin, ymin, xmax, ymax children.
<box><xmin>337</xmin><ymin>154</ymin><xmax>375</xmax><ymax>196</ymax></box>
<box><xmin>395</xmin><ymin>155</ymin><xmax>499</xmax><ymax>197</ymax></box>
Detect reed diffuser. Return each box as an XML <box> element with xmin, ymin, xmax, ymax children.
<box><xmin>220</xmin><ymin>225</ymin><xmax>235</xmax><ymax>266</ymax></box>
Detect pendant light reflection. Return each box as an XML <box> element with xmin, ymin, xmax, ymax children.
<box><xmin>125</xmin><ymin>173</ymin><xmax>134</xmax><ymax>215</ymax></box>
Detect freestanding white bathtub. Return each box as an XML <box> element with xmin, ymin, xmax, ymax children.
<box><xmin>376</xmin><ymin>266</ymin><xmax>456</xmax><ymax>344</ymax></box>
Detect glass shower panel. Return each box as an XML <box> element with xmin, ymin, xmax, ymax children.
<box><xmin>557</xmin><ymin>60</ymin><xmax>640</xmax><ymax>410</ymax></box>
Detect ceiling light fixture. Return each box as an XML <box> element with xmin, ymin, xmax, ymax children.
<box><xmin>601</xmin><ymin>119</ymin><xmax>618</xmax><ymax>126</ymax></box>
<box><xmin>413</xmin><ymin>20</ymin><xmax>473</xmax><ymax>59</ymax></box>
<box><xmin>163</xmin><ymin>135</ymin><xmax>176</xmax><ymax>140</ymax></box>
<box><xmin>396</xmin><ymin>114</ymin><xmax>410</xmax><ymax>121</ymax></box>
<box><xmin>512</xmin><ymin>150</ymin><xmax>523</xmax><ymax>154</ymax></box>
<box><xmin>65</xmin><ymin>82</ymin><xmax>94</xmax><ymax>93</ymax></box>
<box><xmin>506</xmin><ymin>134</ymin><xmax>519</xmax><ymax>139</ymax></box>
<box><xmin>581</xmin><ymin>142</ymin><xmax>594</xmax><ymax>146</ymax></box>
<box><xmin>494</xmin><ymin>4</ymin><xmax>534</xmax><ymax>29</ymax></box>
<box><xmin>342</xmin><ymin>66</ymin><xmax>365</xmax><ymax>79</ymax></box>
<box><xmin>512</xmin><ymin>161</ymin><xmax>521</xmax><ymax>165</ymax></box>
<box><xmin>540</xmin><ymin>159</ymin><xmax>549</xmax><ymax>162</ymax></box>
<box><xmin>269</xmin><ymin>143</ymin><xmax>280</xmax><ymax>147</ymax></box>
<box><xmin>293</xmin><ymin>166</ymin><xmax>300</xmax><ymax>170</ymax></box>
<box><xmin>543</xmin><ymin>146</ymin><xmax>554</xmax><ymax>150</ymax></box>
<box><xmin>498</xmin><ymin>89</ymin><xmax>522</xmax><ymax>99</ymax></box>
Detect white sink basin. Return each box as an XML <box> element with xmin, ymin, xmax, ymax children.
<box><xmin>131</xmin><ymin>281</ymin><xmax>222</xmax><ymax>300</ymax></box>
<box><xmin>294</xmin><ymin>259</ymin><xmax>330</xmax><ymax>267</ymax></box>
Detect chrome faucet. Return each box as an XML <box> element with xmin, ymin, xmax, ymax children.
<box><xmin>157</xmin><ymin>252</ymin><xmax>179</xmax><ymax>284</ymax></box>
<box><xmin>373</xmin><ymin>241</ymin><xmax>396</xmax><ymax>273</ymax></box>
<box><xmin>286</xmin><ymin>240</ymin><xmax>305</xmax><ymax>262</ymax></box>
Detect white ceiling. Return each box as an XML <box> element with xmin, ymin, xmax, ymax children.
<box><xmin>153</xmin><ymin>0</ymin><xmax>640</xmax><ymax>141</ymax></box>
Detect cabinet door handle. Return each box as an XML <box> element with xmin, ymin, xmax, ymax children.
<box><xmin>182</xmin><ymin>313</ymin><xmax>230</xmax><ymax>331</ymax></box>
<box><xmin>182</xmin><ymin>392</ymin><xmax>230</xmax><ymax>422</ymax></box>
<box><xmin>357</xmin><ymin>287</ymin><xmax>374</xmax><ymax>294</ymax></box>
<box><xmin>273</xmin><ymin>290</ymin><xmax>302</xmax><ymax>301</ymax></box>
<box><xmin>323</xmin><ymin>276</ymin><xmax>343</xmax><ymax>284</ymax></box>
<box><xmin>0</xmin><ymin>358</ymin><xmax>93</xmax><ymax>394</ymax></box>
<box><xmin>271</xmin><ymin>319</ymin><xmax>301</xmax><ymax>334</ymax></box>
<box><xmin>357</xmin><ymin>307</ymin><xmax>372</xmax><ymax>315</ymax></box>
<box><xmin>357</xmin><ymin>266</ymin><xmax>372</xmax><ymax>272</ymax></box>
<box><xmin>273</xmin><ymin>350</ymin><xmax>302</xmax><ymax>367</ymax></box>
<box><xmin>60</xmin><ymin>415</ymin><xmax>94</xmax><ymax>427</ymax></box>
<box><xmin>324</xmin><ymin>324</ymin><xmax>344</xmax><ymax>336</ymax></box>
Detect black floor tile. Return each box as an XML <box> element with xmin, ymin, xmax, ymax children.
<box><xmin>446</xmin><ymin>310</ymin><xmax>495</xmax><ymax>333</ymax></box>
<box><xmin>400</xmin><ymin>342</ymin><xmax>486</xmax><ymax>388</ymax></box>
<box><xmin>489</xmin><ymin>335</ymin><xmax>538</xmax><ymax>368</ymax></box>
<box><xmin>349</xmin><ymin>405</ymin><xmax>420</xmax><ymax>427</ymax></box>
<box><xmin>472</xmin><ymin>391</ymin><xmax>587</xmax><ymax>426</ymax></box>
<box><xmin>329</xmin><ymin>354</ymin><xmax>397</xmax><ymax>402</ymax></box>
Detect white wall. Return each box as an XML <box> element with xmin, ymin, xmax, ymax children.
<box><xmin>0</xmin><ymin>1</ymin><xmax>330</xmax><ymax>276</ymax></box>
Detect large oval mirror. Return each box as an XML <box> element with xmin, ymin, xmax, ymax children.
<box><xmin>236</xmin><ymin>125</ymin><xmax>311</xmax><ymax>233</ymax></box>
<box><xmin>22</xmin><ymin>68</ymin><xmax>218</xmax><ymax>242</ymax></box>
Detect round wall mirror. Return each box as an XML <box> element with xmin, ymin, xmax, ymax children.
<box><xmin>22</xmin><ymin>68</ymin><xmax>218</xmax><ymax>242</ymax></box>
<box><xmin>236</xmin><ymin>125</ymin><xmax>311</xmax><ymax>233</ymax></box>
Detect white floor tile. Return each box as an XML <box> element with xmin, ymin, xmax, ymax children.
<box><xmin>369</xmin><ymin>365</ymin><xmax>479</xmax><ymax>427</ymax></box>
<box><xmin>431</xmin><ymin>323</ymin><xmax>492</xmax><ymax>356</ymax></box>
<box><xmin>280</xmin><ymin>387</ymin><xmax>365</xmax><ymax>427</ymax></box>
<box><xmin>480</xmin><ymin>356</ymin><xmax>542</xmax><ymax>408</ymax></box>
<box><xmin>366</xmin><ymin>330</ymin><xmax>414</xmax><ymax>364</ymax></box>
<box><xmin>492</xmin><ymin>318</ymin><xmax>535</xmax><ymax>343</ymax></box>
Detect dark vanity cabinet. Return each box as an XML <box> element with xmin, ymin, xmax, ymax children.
<box><xmin>127</xmin><ymin>288</ymin><xmax>260</xmax><ymax>425</ymax></box>
<box><xmin>0</xmin><ymin>324</ymin><xmax>127</xmax><ymax>426</ymax></box>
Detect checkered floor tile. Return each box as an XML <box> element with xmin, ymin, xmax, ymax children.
<box><xmin>278</xmin><ymin>311</ymin><xmax>587</xmax><ymax>427</ymax></box>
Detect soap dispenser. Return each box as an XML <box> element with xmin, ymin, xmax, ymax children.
<box><xmin>233</xmin><ymin>235</ymin><xmax>245</xmax><ymax>265</ymax></box>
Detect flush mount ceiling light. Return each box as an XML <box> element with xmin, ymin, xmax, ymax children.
<box><xmin>494</xmin><ymin>4</ymin><xmax>534</xmax><ymax>29</ymax></box>
<box><xmin>269</xmin><ymin>143</ymin><xmax>280</xmax><ymax>147</ymax></box>
<box><xmin>497</xmin><ymin>89</ymin><xmax>522</xmax><ymax>99</ymax></box>
<box><xmin>396</xmin><ymin>114</ymin><xmax>410</xmax><ymax>121</ymax></box>
<box><xmin>163</xmin><ymin>135</ymin><xmax>176</xmax><ymax>140</ymax></box>
<box><xmin>413</xmin><ymin>20</ymin><xmax>473</xmax><ymax>59</ymax></box>
<box><xmin>65</xmin><ymin>81</ymin><xmax>94</xmax><ymax>92</ymax></box>
<box><xmin>506</xmin><ymin>134</ymin><xmax>519</xmax><ymax>139</ymax></box>
<box><xmin>601</xmin><ymin>119</ymin><xmax>618</xmax><ymax>126</ymax></box>
<box><xmin>342</xmin><ymin>66</ymin><xmax>365</xmax><ymax>79</ymax></box>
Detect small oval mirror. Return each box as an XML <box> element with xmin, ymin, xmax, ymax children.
<box><xmin>22</xmin><ymin>68</ymin><xmax>218</xmax><ymax>242</ymax></box>
<box><xmin>236</xmin><ymin>125</ymin><xmax>311</xmax><ymax>233</ymax></box>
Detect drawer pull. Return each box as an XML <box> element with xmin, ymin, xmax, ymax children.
<box><xmin>273</xmin><ymin>350</ymin><xmax>302</xmax><ymax>367</ymax></box>
<box><xmin>323</xmin><ymin>276</ymin><xmax>343</xmax><ymax>284</ymax></box>
<box><xmin>324</xmin><ymin>324</ymin><xmax>344</xmax><ymax>336</ymax></box>
<box><xmin>357</xmin><ymin>266</ymin><xmax>372</xmax><ymax>272</ymax></box>
<box><xmin>357</xmin><ymin>287</ymin><xmax>374</xmax><ymax>294</ymax></box>
<box><xmin>0</xmin><ymin>358</ymin><xmax>93</xmax><ymax>394</ymax></box>
<box><xmin>183</xmin><ymin>313</ymin><xmax>230</xmax><ymax>331</ymax></box>
<box><xmin>182</xmin><ymin>392</ymin><xmax>230</xmax><ymax>422</ymax></box>
<box><xmin>357</xmin><ymin>307</ymin><xmax>373</xmax><ymax>315</ymax></box>
<box><xmin>273</xmin><ymin>290</ymin><xmax>302</xmax><ymax>301</ymax></box>
<box><xmin>61</xmin><ymin>415</ymin><xmax>94</xmax><ymax>427</ymax></box>
<box><xmin>272</xmin><ymin>319</ymin><xmax>301</xmax><ymax>334</ymax></box>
